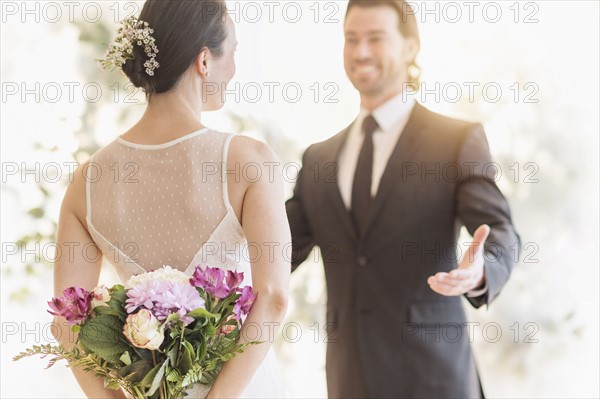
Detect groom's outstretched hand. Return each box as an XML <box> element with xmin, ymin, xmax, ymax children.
<box><xmin>427</xmin><ymin>224</ymin><xmax>491</xmax><ymax>296</ymax></box>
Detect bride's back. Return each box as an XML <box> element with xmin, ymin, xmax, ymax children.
<box><xmin>86</xmin><ymin>128</ymin><xmax>247</xmax><ymax>280</ymax></box>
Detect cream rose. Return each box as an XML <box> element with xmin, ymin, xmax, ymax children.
<box><xmin>123</xmin><ymin>309</ymin><xmax>165</xmax><ymax>350</ymax></box>
<box><xmin>91</xmin><ymin>285</ymin><xmax>110</xmax><ymax>308</ymax></box>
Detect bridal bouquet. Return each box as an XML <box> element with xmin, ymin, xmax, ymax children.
<box><xmin>14</xmin><ymin>265</ymin><xmax>259</xmax><ymax>399</ymax></box>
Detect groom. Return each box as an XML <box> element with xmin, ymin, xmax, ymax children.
<box><xmin>286</xmin><ymin>1</ymin><xmax>520</xmax><ymax>398</ymax></box>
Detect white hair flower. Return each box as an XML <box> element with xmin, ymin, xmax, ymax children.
<box><xmin>96</xmin><ymin>16</ymin><xmax>160</xmax><ymax>77</ymax></box>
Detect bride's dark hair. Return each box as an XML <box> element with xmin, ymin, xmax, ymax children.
<box><xmin>122</xmin><ymin>0</ymin><xmax>227</xmax><ymax>96</ymax></box>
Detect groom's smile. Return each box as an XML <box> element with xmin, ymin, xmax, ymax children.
<box><xmin>352</xmin><ymin>63</ymin><xmax>380</xmax><ymax>80</ymax></box>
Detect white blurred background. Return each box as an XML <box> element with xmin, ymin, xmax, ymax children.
<box><xmin>1</xmin><ymin>1</ymin><xmax>599</xmax><ymax>398</ymax></box>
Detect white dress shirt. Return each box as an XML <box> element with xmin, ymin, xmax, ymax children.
<box><xmin>337</xmin><ymin>91</ymin><xmax>488</xmax><ymax>297</ymax></box>
<box><xmin>338</xmin><ymin>91</ymin><xmax>416</xmax><ymax>208</ymax></box>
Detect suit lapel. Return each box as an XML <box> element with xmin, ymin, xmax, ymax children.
<box><xmin>361</xmin><ymin>103</ymin><xmax>428</xmax><ymax>239</ymax></box>
<box><xmin>323</xmin><ymin>125</ymin><xmax>358</xmax><ymax>243</ymax></box>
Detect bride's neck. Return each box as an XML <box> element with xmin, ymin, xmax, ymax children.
<box><xmin>146</xmin><ymin>90</ymin><xmax>202</xmax><ymax>121</ymax></box>
<box><xmin>124</xmin><ymin>92</ymin><xmax>205</xmax><ymax>142</ymax></box>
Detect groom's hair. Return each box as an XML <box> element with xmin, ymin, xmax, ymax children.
<box><xmin>122</xmin><ymin>0</ymin><xmax>228</xmax><ymax>96</ymax></box>
<box><xmin>345</xmin><ymin>0</ymin><xmax>421</xmax><ymax>91</ymax></box>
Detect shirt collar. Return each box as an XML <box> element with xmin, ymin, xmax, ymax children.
<box><xmin>358</xmin><ymin>91</ymin><xmax>416</xmax><ymax>134</ymax></box>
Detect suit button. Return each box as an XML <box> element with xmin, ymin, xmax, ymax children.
<box><xmin>356</xmin><ymin>256</ymin><xmax>368</xmax><ymax>267</ymax></box>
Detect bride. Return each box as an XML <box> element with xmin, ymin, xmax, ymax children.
<box><xmin>50</xmin><ymin>0</ymin><xmax>290</xmax><ymax>397</ymax></box>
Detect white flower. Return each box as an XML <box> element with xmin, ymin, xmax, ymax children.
<box><xmin>97</xmin><ymin>16</ymin><xmax>160</xmax><ymax>77</ymax></box>
<box><xmin>91</xmin><ymin>285</ymin><xmax>110</xmax><ymax>308</ymax></box>
<box><xmin>125</xmin><ymin>265</ymin><xmax>189</xmax><ymax>288</ymax></box>
<box><xmin>123</xmin><ymin>309</ymin><xmax>164</xmax><ymax>350</ymax></box>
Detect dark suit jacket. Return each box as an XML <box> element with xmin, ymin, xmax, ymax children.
<box><xmin>286</xmin><ymin>103</ymin><xmax>521</xmax><ymax>398</ymax></box>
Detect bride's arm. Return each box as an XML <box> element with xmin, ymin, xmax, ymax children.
<box><xmin>51</xmin><ymin>161</ymin><xmax>127</xmax><ymax>399</ymax></box>
<box><xmin>206</xmin><ymin>137</ymin><xmax>290</xmax><ymax>398</ymax></box>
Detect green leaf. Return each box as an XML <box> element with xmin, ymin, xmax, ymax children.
<box><xmin>140</xmin><ymin>362</ymin><xmax>161</xmax><ymax>388</ymax></box>
<box><xmin>148</xmin><ymin>359</ymin><xmax>168</xmax><ymax>396</ymax></box>
<box><xmin>78</xmin><ymin>314</ymin><xmax>129</xmax><ymax>363</ymax></box>
<box><xmin>106</xmin><ymin>298</ymin><xmax>127</xmax><ymax>320</ymax></box>
<box><xmin>187</xmin><ymin>308</ymin><xmax>218</xmax><ymax>320</ymax></box>
<box><xmin>166</xmin><ymin>344</ymin><xmax>178</xmax><ymax>367</ymax></box>
<box><xmin>93</xmin><ymin>305</ymin><xmax>120</xmax><ymax>317</ymax></box>
<box><xmin>179</xmin><ymin>341</ymin><xmax>194</xmax><ymax>374</ymax></box>
<box><xmin>181</xmin><ymin>365</ymin><xmax>204</xmax><ymax>387</ymax></box>
<box><xmin>105</xmin><ymin>286</ymin><xmax>128</xmax><ymax>320</ymax></box>
<box><xmin>119</xmin><ymin>351</ymin><xmax>132</xmax><ymax>365</ymax></box>
<box><xmin>166</xmin><ymin>369</ymin><xmax>181</xmax><ymax>383</ymax></box>
<box><xmin>204</xmin><ymin>323</ymin><xmax>217</xmax><ymax>338</ymax></box>
<box><xmin>226</xmin><ymin>328</ymin><xmax>240</xmax><ymax>340</ymax></box>
<box><xmin>213</xmin><ymin>293</ymin><xmax>239</xmax><ymax>315</ymax></box>
<box><xmin>110</xmin><ymin>285</ymin><xmax>127</xmax><ymax>299</ymax></box>
<box><xmin>165</xmin><ymin>313</ymin><xmax>181</xmax><ymax>324</ymax></box>
<box><xmin>117</xmin><ymin>359</ymin><xmax>153</xmax><ymax>383</ymax></box>
<box><xmin>104</xmin><ymin>379</ymin><xmax>121</xmax><ymax>390</ymax></box>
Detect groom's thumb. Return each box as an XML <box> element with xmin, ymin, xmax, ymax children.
<box><xmin>473</xmin><ymin>224</ymin><xmax>491</xmax><ymax>245</ymax></box>
<box><xmin>462</xmin><ymin>224</ymin><xmax>490</xmax><ymax>266</ymax></box>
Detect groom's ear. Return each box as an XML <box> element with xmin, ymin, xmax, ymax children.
<box><xmin>401</xmin><ymin>36</ymin><xmax>420</xmax><ymax>66</ymax></box>
<box><xmin>195</xmin><ymin>47</ymin><xmax>212</xmax><ymax>79</ymax></box>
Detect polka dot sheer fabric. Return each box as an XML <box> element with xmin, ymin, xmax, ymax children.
<box><xmin>86</xmin><ymin>129</ymin><xmax>236</xmax><ymax>280</ymax></box>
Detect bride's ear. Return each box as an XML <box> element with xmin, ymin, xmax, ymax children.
<box><xmin>195</xmin><ymin>47</ymin><xmax>212</xmax><ymax>79</ymax></box>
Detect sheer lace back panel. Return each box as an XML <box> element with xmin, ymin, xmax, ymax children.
<box><xmin>85</xmin><ymin>128</ymin><xmax>250</xmax><ymax>283</ymax></box>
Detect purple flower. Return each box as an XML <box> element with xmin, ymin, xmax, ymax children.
<box><xmin>189</xmin><ymin>266</ymin><xmax>230</xmax><ymax>299</ymax></box>
<box><xmin>47</xmin><ymin>287</ymin><xmax>92</xmax><ymax>325</ymax></box>
<box><xmin>126</xmin><ymin>280</ymin><xmax>204</xmax><ymax>326</ymax></box>
<box><xmin>125</xmin><ymin>280</ymin><xmax>162</xmax><ymax>313</ymax></box>
<box><xmin>152</xmin><ymin>282</ymin><xmax>205</xmax><ymax>325</ymax></box>
<box><xmin>226</xmin><ymin>270</ymin><xmax>244</xmax><ymax>293</ymax></box>
<box><xmin>233</xmin><ymin>286</ymin><xmax>257</xmax><ymax>320</ymax></box>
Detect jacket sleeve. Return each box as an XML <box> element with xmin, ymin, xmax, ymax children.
<box><xmin>286</xmin><ymin>146</ymin><xmax>317</xmax><ymax>272</ymax></box>
<box><xmin>456</xmin><ymin>124</ymin><xmax>521</xmax><ymax>308</ymax></box>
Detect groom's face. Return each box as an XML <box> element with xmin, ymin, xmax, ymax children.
<box><xmin>344</xmin><ymin>5</ymin><xmax>416</xmax><ymax>98</ymax></box>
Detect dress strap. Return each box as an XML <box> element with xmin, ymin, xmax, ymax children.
<box><xmin>85</xmin><ymin>155</ymin><xmax>96</xmax><ymax>229</ymax></box>
<box><xmin>221</xmin><ymin>133</ymin><xmax>236</xmax><ymax>212</ymax></box>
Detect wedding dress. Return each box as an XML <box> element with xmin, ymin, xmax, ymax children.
<box><xmin>85</xmin><ymin>128</ymin><xmax>285</xmax><ymax>398</ymax></box>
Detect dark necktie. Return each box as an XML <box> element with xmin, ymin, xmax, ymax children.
<box><xmin>351</xmin><ymin>114</ymin><xmax>379</xmax><ymax>235</ymax></box>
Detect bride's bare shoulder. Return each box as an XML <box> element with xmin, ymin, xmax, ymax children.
<box><xmin>60</xmin><ymin>160</ymin><xmax>92</xmax><ymax>229</ymax></box>
<box><xmin>227</xmin><ymin>134</ymin><xmax>280</xmax><ymax>166</ymax></box>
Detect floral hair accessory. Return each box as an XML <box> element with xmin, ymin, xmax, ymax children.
<box><xmin>97</xmin><ymin>16</ymin><xmax>160</xmax><ymax>76</ymax></box>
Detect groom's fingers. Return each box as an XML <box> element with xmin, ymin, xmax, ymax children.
<box><xmin>449</xmin><ymin>269</ymin><xmax>471</xmax><ymax>279</ymax></box>
<box><xmin>428</xmin><ymin>274</ymin><xmax>473</xmax><ymax>291</ymax></box>
<box><xmin>437</xmin><ymin>270</ymin><xmax>473</xmax><ymax>281</ymax></box>
<box><xmin>428</xmin><ymin>279</ymin><xmax>468</xmax><ymax>296</ymax></box>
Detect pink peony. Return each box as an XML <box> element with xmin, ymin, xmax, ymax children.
<box><xmin>126</xmin><ymin>280</ymin><xmax>204</xmax><ymax>326</ymax></box>
<box><xmin>125</xmin><ymin>280</ymin><xmax>163</xmax><ymax>313</ymax></box>
<box><xmin>152</xmin><ymin>282</ymin><xmax>205</xmax><ymax>325</ymax></box>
